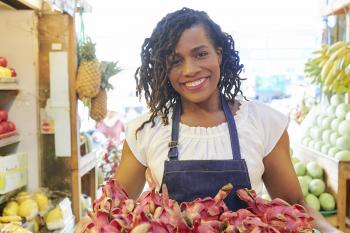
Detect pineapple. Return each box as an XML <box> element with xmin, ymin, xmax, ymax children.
<box><xmin>90</xmin><ymin>61</ymin><xmax>122</xmax><ymax>122</ymax></box>
<box><xmin>76</xmin><ymin>38</ymin><xmax>101</xmax><ymax>99</ymax></box>
<box><xmin>90</xmin><ymin>89</ymin><xmax>107</xmax><ymax>121</ymax></box>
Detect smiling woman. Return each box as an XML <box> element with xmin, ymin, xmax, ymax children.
<box><xmin>107</xmin><ymin>7</ymin><xmax>342</xmax><ymax>233</ymax></box>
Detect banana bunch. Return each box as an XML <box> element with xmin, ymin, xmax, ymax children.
<box><xmin>304</xmin><ymin>44</ymin><xmax>329</xmax><ymax>85</ymax></box>
<box><xmin>305</xmin><ymin>41</ymin><xmax>350</xmax><ymax>94</ymax></box>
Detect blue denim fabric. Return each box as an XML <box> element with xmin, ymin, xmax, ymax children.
<box><xmin>161</xmin><ymin>94</ymin><xmax>252</xmax><ymax>211</ymax></box>
<box><xmin>161</xmin><ymin>159</ymin><xmax>251</xmax><ymax>210</ymax></box>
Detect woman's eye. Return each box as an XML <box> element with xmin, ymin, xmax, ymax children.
<box><xmin>172</xmin><ymin>58</ymin><xmax>182</xmax><ymax>66</ymax></box>
<box><xmin>196</xmin><ymin>51</ymin><xmax>208</xmax><ymax>58</ymax></box>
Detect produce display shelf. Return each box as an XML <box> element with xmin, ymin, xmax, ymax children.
<box><xmin>79</xmin><ymin>149</ymin><xmax>97</xmax><ymax>177</ymax></box>
<box><xmin>295</xmin><ymin>144</ymin><xmax>350</xmax><ymax>232</ymax></box>
<box><xmin>0</xmin><ymin>186</ymin><xmax>24</xmax><ymax>205</ymax></box>
<box><xmin>321</xmin><ymin>0</ymin><xmax>350</xmax><ymax>16</ymax></box>
<box><xmin>0</xmin><ymin>133</ymin><xmax>20</xmax><ymax>148</ymax></box>
<box><xmin>0</xmin><ymin>81</ymin><xmax>19</xmax><ymax>90</ymax></box>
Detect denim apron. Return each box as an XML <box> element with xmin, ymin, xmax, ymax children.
<box><xmin>160</xmin><ymin>94</ymin><xmax>252</xmax><ymax>211</ymax></box>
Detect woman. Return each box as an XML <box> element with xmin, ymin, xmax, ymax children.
<box><xmin>113</xmin><ymin>8</ymin><xmax>339</xmax><ymax>232</ymax></box>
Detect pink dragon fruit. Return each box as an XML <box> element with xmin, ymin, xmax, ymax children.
<box><xmin>236</xmin><ymin>188</ymin><xmax>314</xmax><ymax>233</ymax></box>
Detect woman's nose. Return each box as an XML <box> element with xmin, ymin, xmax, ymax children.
<box><xmin>183</xmin><ymin>59</ymin><xmax>200</xmax><ymax>76</ymax></box>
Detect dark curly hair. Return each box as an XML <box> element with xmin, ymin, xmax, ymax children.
<box><xmin>135</xmin><ymin>7</ymin><xmax>244</xmax><ymax>133</ymax></box>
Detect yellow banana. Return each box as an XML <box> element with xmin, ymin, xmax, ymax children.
<box><xmin>0</xmin><ymin>215</ymin><xmax>24</xmax><ymax>223</ymax></box>
<box><xmin>321</xmin><ymin>60</ymin><xmax>336</xmax><ymax>82</ymax></box>
<box><xmin>326</xmin><ymin>41</ymin><xmax>347</xmax><ymax>56</ymax></box>
<box><xmin>329</xmin><ymin>45</ymin><xmax>349</xmax><ymax>62</ymax></box>
<box><xmin>325</xmin><ymin>70</ymin><xmax>341</xmax><ymax>90</ymax></box>
<box><xmin>327</xmin><ymin>70</ymin><xmax>345</xmax><ymax>92</ymax></box>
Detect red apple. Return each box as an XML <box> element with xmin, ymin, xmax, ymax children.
<box><xmin>0</xmin><ymin>57</ymin><xmax>7</xmax><ymax>67</ymax></box>
<box><xmin>0</xmin><ymin>124</ymin><xmax>5</xmax><ymax>134</ymax></box>
<box><xmin>9</xmin><ymin>68</ymin><xmax>17</xmax><ymax>77</ymax></box>
<box><xmin>7</xmin><ymin>121</ymin><xmax>16</xmax><ymax>132</ymax></box>
<box><xmin>0</xmin><ymin>121</ymin><xmax>9</xmax><ymax>133</ymax></box>
<box><xmin>0</xmin><ymin>110</ymin><xmax>8</xmax><ymax>122</ymax></box>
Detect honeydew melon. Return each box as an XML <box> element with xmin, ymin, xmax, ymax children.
<box><xmin>321</xmin><ymin>144</ymin><xmax>331</xmax><ymax>154</ymax></box>
<box><xmin>338</xmin><ymin>120</ymin><xmax>350</xmax><ymax>136</ymax></box>
<box><xmin>321</xmin><ymin>116</ymin><xmax>333</xmax><ymax>129</ymax></box>
<box><xmin>321</xmin><ymin>129</ymin><xmax>332</xmax><ymax>143</ymax></box>
<box><xmin>302</xmin><ymin>136</ymin><xmax>312</xmax><ymax>146</ymax></box>
<box><xmin>326</xmin><ymin>105</ymin><xmax>337</xmax><ymax>117</ymax></box>
<box><xmin>335</xmin><ymin>136</ymin><xmax>350</xmax><ymax>150</ymax></box>
<box><xmin>329</xmin><ymin>132</ymin><xmax>339</xmax><ymax>146</ymax></box>
<box><xmin>330</xmin><ymin>94</ymin><xmax>345</xmax><ymax>106</ymax></box>
<box><xmin>298</xmin><ymin>176</ymin><xmax>309</xmax><ymax>197</ymax></box>
<box><xmin>331</xmin><ymin>118</ymin><xmax>343</xmax><ymax>131</ymax></box>
<box><xmin>316</xmin><ymin>115</ymin><xmax>327</xmax><ymax>127</ymax></box>
<box><xmin>328</xmin><ymin>147</ymin><xmax>340</xmax><ymax>157</ymax></box>
<box><xmin>294</xmin><ymin>162</ymin><xmax>306</xmax><ymax>176</ymax></box>
<box><xmin>335</xmin><ymin>103</ymin><xmax>350</xmax><ymax>119</ymax></box>
<box><xmin>334</xmin><ymin>150</ymin><xmax>350</xmax><ymax>161</ymax></box>
<box><xmin>313</xmin><ymin>140</ymin><xmax>323</xmax><ymax>151</ymax></box>
<box><xmin>305</xmin><ymin>193</ymin><xmax>320</xmax><ymax>211</ymax></box>
<box><xmin>319</xmin><ymin>193</ymin><xmax>336</xmax><ymax>211</ymax></box>
<box><xmin>310</xmin><ymin>127</ymin><xmax>323</xmax><ymax>140</ymax></box>
<box><xmin>309</xmin><ymin>178</ymin><xmax>326</xmax><ymax>196</ymax></box>
<box><xmin>306</xmin><ymin>161</ymin><xmax>323</xmax><ymax>178</ymax></box>
<box><xmin>346</xmin><ymin>111</ymin><xmax>350</xmax><ymax>121</ymax></box>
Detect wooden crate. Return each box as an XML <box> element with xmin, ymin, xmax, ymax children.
<box><xmin>296</xmin><ymin>144</ymin><xmax>350</xmax><ymax>232</ymax></box>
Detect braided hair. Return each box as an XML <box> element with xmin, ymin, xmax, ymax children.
<box><xmin>135</xmin><ymin>7</ymin><xmax>244</xmax><ymax>133</ymax></box>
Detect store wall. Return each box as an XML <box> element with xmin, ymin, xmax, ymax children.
<box><xmin>0</xmin><ymin>10</ymin><xmax>40</xmax><ymax>191</ymax></box>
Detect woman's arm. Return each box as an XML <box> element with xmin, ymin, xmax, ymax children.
<box><xmin>115</xmin><ymin>141</ymin><xmax>147</xmax><ymax>199</ymax></box>
<box><xmin>262</xmin><ymin>130</ymin><xmax>341</xmax><ymax>233</ymax></box>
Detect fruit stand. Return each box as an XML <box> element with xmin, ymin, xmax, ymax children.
<box><xmin>295</xmin><ymin>1</ymin><xmax>350</xmax><ymax>232</ymax></box>
<box><xmin>0</xmin><ymin>0</ymin><xmax>97</xmax><ymax>231</ymax></box>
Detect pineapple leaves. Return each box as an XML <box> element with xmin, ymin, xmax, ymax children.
<box><xmin>100</xmin><ymin>60</ymin><xmax>122</xmax><ymax>91</ymax></box>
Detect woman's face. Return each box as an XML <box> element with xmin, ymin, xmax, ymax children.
<box><xmin>168</xmin><ymin>24</ymin><xmax>222</xmax><ymax>105</ymax></box>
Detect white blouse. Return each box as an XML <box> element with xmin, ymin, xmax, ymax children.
<box><xmin>125</xmin><ymin>100</ymin><xmax>289</xmax><ymax>195</ymax></box>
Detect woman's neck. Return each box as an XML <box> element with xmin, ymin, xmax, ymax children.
<box><xmin>181</xmin><ymin>92</ymin><xmax>221</xmax><ymax>115</ymax></box>
<box><xmin>179</xmin><ymin>92</ymin><xmax>226</xmax><ymax>127</ymax></box>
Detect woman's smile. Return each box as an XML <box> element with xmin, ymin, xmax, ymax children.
<box><xmin>183</xmin><ymin>77</ymin><xmax>208</xmax><ymax>90</ymax></box>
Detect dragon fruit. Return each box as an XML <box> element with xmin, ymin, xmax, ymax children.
<box><xmin>82</xmin><ymin>178</ymin><xmax>314</xmax><ymax>233</ymax></box>
<box><xmin>236</xmin><ymin>188</ymin><xmax>314</xmax><ymax>233</ymax></box>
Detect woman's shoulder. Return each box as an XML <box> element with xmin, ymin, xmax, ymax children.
<box><xmin>126</xmin><ymin>111</ymin><xmax>166</xmax><ymax>135</ymax></box>
<box><xmin>241</xmin><ymin>99</ymin><xmax>285</xmax><ymax>117</ymax></box>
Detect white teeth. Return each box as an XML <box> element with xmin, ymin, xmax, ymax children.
<box><xmin>185</xmin><ymin>78</ymin><xmax>205</xmax><ymax>87</ymax></box>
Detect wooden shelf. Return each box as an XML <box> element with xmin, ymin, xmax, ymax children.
<box><xmin>322</xmin><ymin>0</ymin><xmax>350</xmax><ymax>16</ymax></box>
<box><xmin>79</xmin><ymin>150</ymin><xmax>97</xmax><ymax>177</ymax></box>
<box><xmin>0</xmin><ymin>134</ymin><xmax>20</xmax><ymax>148</ymax></box>
<box><xmin>0</xmin><ymin>0</ymin><xmax>42</xmax><ymax>10</ymax></box>
<box><xmin>0</xmin><ymin>83</ymin><xmax>19</xmax><ymax>90</ymax></box>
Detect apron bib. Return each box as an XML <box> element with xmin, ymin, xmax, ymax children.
<box><xmin>160</xmin><ymin>94</ymin><xmax>252</xmax><ymax>211</ymax></box>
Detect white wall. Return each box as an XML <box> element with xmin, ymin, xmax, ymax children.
<box><xmin>0</xmin><ymin>10</ymin><xmax>40</xmax><ymax>191</ymax></box>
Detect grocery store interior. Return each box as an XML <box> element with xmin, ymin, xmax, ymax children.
<box><xmin>0</xmin><ymin>0</ymin><xmax>350</xmax><ymax>232</ymax></box>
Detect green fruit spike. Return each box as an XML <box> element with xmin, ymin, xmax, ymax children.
<box><xmin>100</xmin><ymin>61</ymin><xmax>122</xmax><ymax>90</ymax></box>
<box><xmin>79</xmin><ymin>37</ymin><xmax>97</xmax><ymax>62</ymax></box>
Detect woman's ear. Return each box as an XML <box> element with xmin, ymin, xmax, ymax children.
<box><xmin>216</xmin><ymin>47</ymin><xmax>223</xmax><ymax>65</ymax></box>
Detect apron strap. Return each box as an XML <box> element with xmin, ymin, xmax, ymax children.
<box><xmin>168</xmin><ymin>93</ymin><xmax>242</xmax><ymax>160</ymax></box>
<box><xmin>168</xmin><ymin>102</ymin><xmax>181</xmax><ymax>160</ymax></box>
<box><xmin>220</xmin><ymin>94</ymin><xmax>242</xmax><ymax>160</ymax></box>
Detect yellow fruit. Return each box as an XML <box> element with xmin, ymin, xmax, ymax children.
<box><xmin>90</xmin><ymin>89</ymin><xmax>107</xmax><ymax>122</ymax></box>
<box><xmin>76</xmin><ymin>60</ymin><xmax>101</xmax><ymax>98</ymax></box>
<box><xmin>16</xmin><ymin>192</ymin><xmax>31</xmax><ymax>204</ymax></box>
<box><xmin>34</xmin><ymin>192</ymin><xmax>49</xmax><ymax>213</ymax></box>
<box><xmin>45</xmin><ymin>207</ymin><xmax>64</xmax><ymax>230</ymax></box>
<box><xmin>3</xmin><ymin>201</ymin><xmax>19</xmax><ymax>216</ymax></box>
<box><xmin>45</xmin><ymin>207</ymin><xmax>62</xmax><ymax>223</ymax></box>
<box><xmin>31</xmin><ymin>219</ymin><xmax>39</xmax><ymax>233</ymax></box>
<box><xmin>18</xmin><ymin>199</ymin><xmax>38</xmax><ymax>220</ymax></box>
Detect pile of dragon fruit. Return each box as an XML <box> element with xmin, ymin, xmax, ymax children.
<box><xmin>82</xmin><ymin>178</ymin><xmax>314</xmax><ymax>233</ymax></box>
